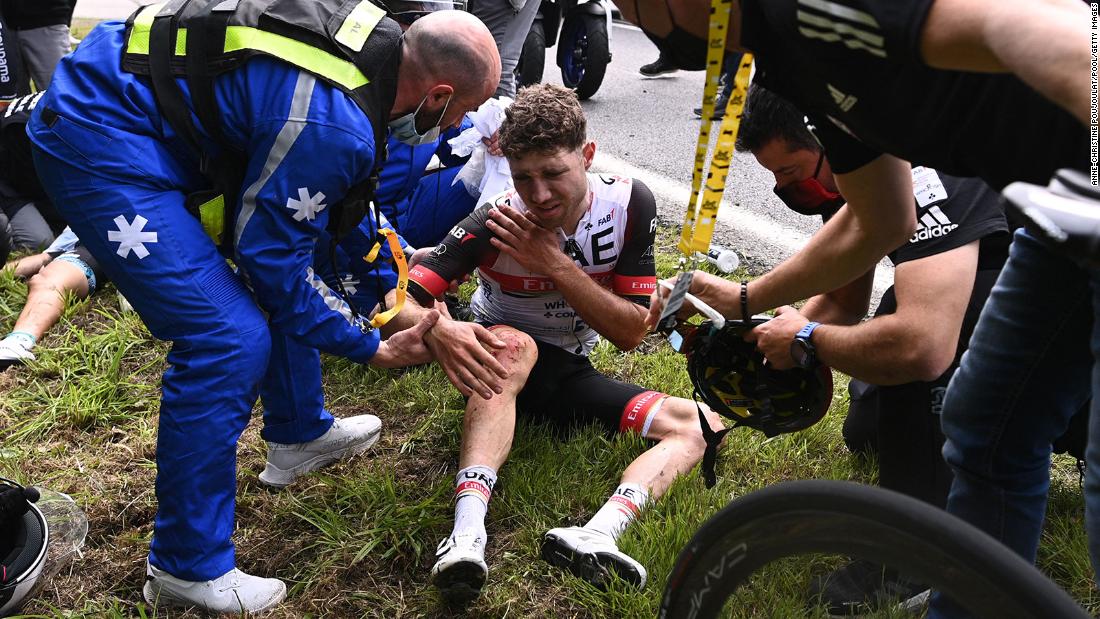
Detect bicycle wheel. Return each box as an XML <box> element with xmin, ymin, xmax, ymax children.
<box><xmin>660</xmin><ymin>480</ymin><xmax>1088</xmax><ymax>619</ymax></box>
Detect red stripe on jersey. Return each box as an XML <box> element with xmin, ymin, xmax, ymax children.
<box><xmin>619</xmin><ymin>390</ymin><xmax>665</xmax><ymax>434</ymax></box>
<box><xmin>409</xmin><ymin>265</ymin><xmax>450</xmax><ymax>298</ymax></box>
<box><xmin>613</xmin><ymin>274</ymin><xmax>657</xmax><ymax>297</ymax></box>
<box><xmin>482</xmin><ymin>267</ymin><xmax>614</xmax><ymax>293</ymax></box>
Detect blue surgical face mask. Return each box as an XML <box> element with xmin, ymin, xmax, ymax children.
<box><xmin>389</xmin><ymin>93</ymin><xmax>452</xmax><ymax>146</ymax></box>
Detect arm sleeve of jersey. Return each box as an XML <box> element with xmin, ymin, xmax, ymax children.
<box><xmin>806</xmin><ymin>111</ymin><xmax>882</xmax><ymax>175</ymax></box>
<box><xmin>613</xmin><ymin>179</ymin><xmax>658</xmax><ymax>304</ymax></box>
<box><xmin>234</xmin><ymin>115</ymin><xmax>381</xmax><ymax>364</ymax></box>
<box><xmin>435</xmin><ymin>116</ymin><xmax>475</xmax><ymax>168</ymax></box>
<box><xmin>408</xmin><ymin>201</ymin><xmax>495</xmax><ymax>305</ymax></box>
<box><xmin>864</xmin><ymin>0</ymin><xmax>937</xmax><ymax>65</ymax></box>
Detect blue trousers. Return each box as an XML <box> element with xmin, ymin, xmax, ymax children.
<box><xmin>928</xmin><ymin>228</ymin><xmax>1096</xmax><ymax>617</ymax></box>
<box><xmin>30</xmin><ymin>114</ymin><xmax>325</xmax><ymax>581</ymax></box>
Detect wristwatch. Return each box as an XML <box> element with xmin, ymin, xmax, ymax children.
<box><xmin>790</xmin><ymin>321</ymin><xmax>821</xmax><ymax>369</ymax></box>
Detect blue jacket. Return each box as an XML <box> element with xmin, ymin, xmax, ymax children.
<box><xmin>28</xmin><ymin>22</ymin><xmax>389</xmax><ymax>362</ymax></box>
<box><xmin>376</xmin><ymin>119</ymin><xmax>472</xmax><ymax>211</ymax></box>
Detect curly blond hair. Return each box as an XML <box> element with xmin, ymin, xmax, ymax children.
<box><xmin>499</xmin><ymin>84</ymin><xmax>586</xmax><ymax>158</ymax></box>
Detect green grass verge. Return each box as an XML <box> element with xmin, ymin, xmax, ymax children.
<box><xmin>1</xmin><ymin>230</ymin><xmax>1095</xmax><ymax>618</ymax></box>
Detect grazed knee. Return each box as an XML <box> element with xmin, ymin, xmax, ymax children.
<box><xmin>488</xmin><ymin>325</ymin><xmax>537</xmax><ymax>372</ymax></box>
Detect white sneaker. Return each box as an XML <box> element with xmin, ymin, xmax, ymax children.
<box><xmin>430</xmin><ymin>533</ymin><xmax>488</xmax><ymax>602</ymax></box>
<box><xmin>142</xmin><ymin>561</ymin><xmax>286</xmax><ymax>614</ymax></box>
<box><xmin>259</xmin><ymin>414</ymin><xmax>382</xmax><ymax>488</ymax></box>
<box><xmin>0</xmin><ymin>338</ymin><xmax>35</xmax><ymax>370</ymax></box>
<box><xmin>541</xmin><ymin>526</ymin><xmax>647</xmax><ymax>589</ymax></box>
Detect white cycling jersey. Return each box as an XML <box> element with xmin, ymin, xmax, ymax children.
<box><xmin>410</xmin><ymin>173</ymin><xmax>657</xmax><ymax>355</ymax></box>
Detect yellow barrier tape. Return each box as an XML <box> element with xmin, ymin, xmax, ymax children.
<box><xmin>678</xmin><ymin>0</ymin><xmax>753</xmax><ymax>259</ymax></box>
<box><xmin>365</xmin><ymin>241</ymin><xmax>382</xmax><ymax>262</ymax></box>
<box><xmin>366</xmin><ymin>228</ymin><xmax>408</xmax><ymax>329</ymax></box>
<box><xmin>688</xmin><ymin>55</ymin><xmax>753</xmax><ymax>255</ymax></box>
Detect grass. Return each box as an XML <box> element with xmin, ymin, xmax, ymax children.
<box><xmin>1</xmin><ymin>226</ymin><xmax>1096</xmax><ymax>618</ymax></box>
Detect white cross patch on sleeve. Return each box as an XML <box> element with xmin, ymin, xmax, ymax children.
<box><xmin>341</xmin><ymin>274</ymin><xmax>360</xmax><ymax>296</ymax></box>
<box><xmin>286</xmin><ymin>187</ymin><xmax>328</xmax><ymax>222</ymax></box>
<box><xmin>108</xmin><ymin>214</ymin><xmax>159</xmax><ymax>259</ymax></box>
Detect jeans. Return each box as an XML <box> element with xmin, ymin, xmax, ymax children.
<box><xmin>928</xmin><ymin>228</ymin><xmax>1095</xmax><ymax>617</ymax></box>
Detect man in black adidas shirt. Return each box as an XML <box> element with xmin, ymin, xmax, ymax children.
<box><xmin>736</xmin><ymin>84</ymin><xmax>1011</xmax><ymax>613</ymax></box>
<box><xmin>619</xmin><ymin>0</ymin><xmax>1093</xmax><ymax>614</ymax></box>
<box><xmin>626</xmin><ymin>0</ymin><xmax>1087</xmax><ymax>320</ymax></box>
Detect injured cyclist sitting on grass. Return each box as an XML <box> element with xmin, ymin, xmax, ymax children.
<box><xmin>393</xmin><ymin>83</ymin><xmax>725</xmax><ymax>600</ymax></box>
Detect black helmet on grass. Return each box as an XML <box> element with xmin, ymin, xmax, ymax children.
<box><xmin>0</xmin><ymin>478</ymin><xmax>47</xmax><ymax>617</ymax></box>
<box><xmin>684</xmin><ymin>318</ymin><xmax>833</xmax><ymax>437</ymax></box>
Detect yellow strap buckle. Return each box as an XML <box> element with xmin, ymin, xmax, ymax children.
<box><xmin>366</xmin><ymin>228</ymin><xmax>408</xmax><ymax>329</ymax></box>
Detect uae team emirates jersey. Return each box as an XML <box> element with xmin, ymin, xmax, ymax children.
<box><xmin>409</xmin><ymin>173</ymin><xmax>658</xmax><ymax>355</ymax></box>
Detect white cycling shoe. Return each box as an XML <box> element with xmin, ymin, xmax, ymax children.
<box><xmin>142</xmin><ymin>561</ymin><xmax>287</xmax><ymax>614</ymax></box>
<box><xmin>430</xmin><ymin>532</ymin><xmax>488</xmax><ymax>602</ymax></box>
<box><xmin>541</xmin><ymin>526</ymin><xmax>648</xmax><ymax>589</ymax></box>
<box><xmin>258</xmin><ymin>414</ymin><xmax>382</xmax><ymax>488</ymax></box>
<box><xmin>0</xmin><ymin>338</ymin><xmax>35</xmax><ymax>370</ymax></box>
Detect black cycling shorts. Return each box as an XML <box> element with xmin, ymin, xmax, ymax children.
<box><xmin>512</xmin><ymin>335</ymin><xmax>667</xmax><ymax>436</ymax></box>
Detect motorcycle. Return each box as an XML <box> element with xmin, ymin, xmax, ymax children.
<box><xmin>515</xmin><ymin>0</ymin><xmax>613</xmax><ymax>100</ymax></box>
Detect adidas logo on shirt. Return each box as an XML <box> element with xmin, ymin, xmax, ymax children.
<box><xmin>827</xmin><ymin>84</ymin><xmax>858</xmax><ymax>112</ymax></box>
<box><xmin>910</xmin><ymin>205</ymin><xmax>958</xmax><ymax>243</ymax></box>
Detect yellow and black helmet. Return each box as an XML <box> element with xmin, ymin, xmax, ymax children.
<box><xmin>684</xmin><ymin>318</ymin><xmax>833</xmax><ymax>437</ymax></box>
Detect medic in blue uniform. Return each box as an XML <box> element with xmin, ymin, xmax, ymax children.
<box><xmin>24</xmin><ymin>5</ymin><xmax>501</xmax><ymax>609</ymax></box>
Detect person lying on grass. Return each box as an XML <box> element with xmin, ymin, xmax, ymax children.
<box><xmin>0</xmin><ymin>93</ymin><xmax>103</xmax><ymax>371</ymax></box>
<box><xmin>392</xmin><ymin>83</ymin><xmax>725</xmax><ymax>601</ymax></box>
<box><xmin>1</xmin><ymin>227</ymin><xmax>106</xmax><ymax>370</ymax></box>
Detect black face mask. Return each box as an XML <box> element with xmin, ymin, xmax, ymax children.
<box><xmin>634</xmin><ymin>0</ymin><xmax>709</xmax><ymax>70</ymax></box>
<box><xmin>773</xmin><ymin>152</ymin><xmax>846</xmax><ymax>218</ymax></box>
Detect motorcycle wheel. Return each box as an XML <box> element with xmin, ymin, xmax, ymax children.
<box><xmin>558</xmin><ymin>13</ymin><xmax>608</xmax><ymax>100</ymax></box>
<box><xmin>516</xmin><ymin>20</ymin><xmax>545</xmax><ymax>88</ymax></box>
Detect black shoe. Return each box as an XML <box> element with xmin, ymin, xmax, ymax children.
<box><xmin>808</xmin><ymin>560</ymin><xmax>929</xmax><ymax>616</ymax></box>
<box><xmin>639</xmin><ymin>56</ymin><xmax>678</xmax><ymax>77</ymax></box>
